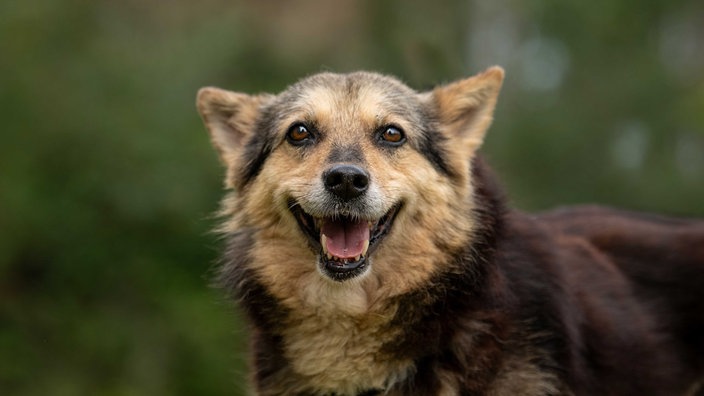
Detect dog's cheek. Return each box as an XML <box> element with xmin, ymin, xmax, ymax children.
<box><xmin>382</xmin><ymin>150</ymin><xmax>469</xmax><ymax>222</ymax></box>
<box><xmin>242</xmin><ymin>153</ymin><xmax>310</xmax><ymax>230</ymax></box>
<box><xmin>368</xmin><ymin>152</ymin><xmax>475</xmax><ymax>293</ymax></box>
<box><xmin>239</xmin><ymin>156</ymin><xmax>325</xmax><ymax>305</ymax></box>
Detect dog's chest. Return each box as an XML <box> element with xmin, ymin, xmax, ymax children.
<box><xmin>281</xmin><ymin>311</ymin><xmax>412</xmax><ymax>394</ymax></box>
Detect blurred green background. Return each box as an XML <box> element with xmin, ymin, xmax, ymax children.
<box><xmin>1</xmin><ymin>0</ymin><xmax>702</xmax><ymax>394</ymax></box>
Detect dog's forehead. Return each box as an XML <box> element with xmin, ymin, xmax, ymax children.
<box><xmin>279</xmin><ymin>72</ymin><xmax>423</xmax><ymax>124</ymax></box>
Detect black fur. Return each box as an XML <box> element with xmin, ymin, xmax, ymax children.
<box><xmin>326</xmin><ymin>145</ymin><xmax>366</xmax><ymax>165</ymax></box>
<box><xmin>238</xmin><ymin>110</ymin><xmax>277</xmax><ymax>189</ymax></box>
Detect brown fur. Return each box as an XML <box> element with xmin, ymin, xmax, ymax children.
<box><xmin>197</xmin><ymin>68</ymin><xmax>704</xmax><ymax>395</ymax></box>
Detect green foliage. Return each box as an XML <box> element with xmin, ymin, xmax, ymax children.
<box><xmin>1</xmin><ymin>0</ymin><xmax>702</xmax><ymax>394</ymax></box>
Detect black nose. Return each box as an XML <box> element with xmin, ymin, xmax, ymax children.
<box><xmin>323</xmin><ymin>164</ymin><xmax>370</xmax><ymax>200</ymax></box>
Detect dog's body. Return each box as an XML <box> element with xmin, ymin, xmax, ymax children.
<box><xmin>197</xmin><ymin>68</ymin><xmax>704</xmax><ymax>395</ymax></box>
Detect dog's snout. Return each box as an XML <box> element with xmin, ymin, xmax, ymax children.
<box><xmin>323</xmin><ymin>164</ymin><xmax>370</xmax><ymax>200</ymax></box>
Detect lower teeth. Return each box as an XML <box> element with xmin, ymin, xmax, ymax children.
<box><xmin>325</xmin><ymin>255</ymin><xmax>364</xmax><ymax>264</ymax></box>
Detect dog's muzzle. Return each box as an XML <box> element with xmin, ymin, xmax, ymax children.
<box><xmin>288</xmin><ymin>164</ymin><xmax>400</xmax><ymax>281</ymax></box>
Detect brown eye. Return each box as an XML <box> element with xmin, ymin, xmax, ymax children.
<box><xmin>379</xmin><ymin>126</ymin><xmax>405</xmax><ymax>145</ymax></box>
<box><xmin>286</xmin><ymin>124</ymin><xmax>312</xmax><ymax>145</ymax></box>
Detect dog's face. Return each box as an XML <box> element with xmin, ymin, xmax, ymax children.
<box><xmin>197</xmin><ymin>68</ymin><xmax>503</xmax><ymax>311</ymax></box>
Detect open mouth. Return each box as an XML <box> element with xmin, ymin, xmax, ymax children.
<box><xmin>289</xmin><ymin>201</ymin><xmax>401</xmax><ymax>281</ymax></box>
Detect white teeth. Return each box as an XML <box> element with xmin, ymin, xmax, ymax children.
<box><xmin>354</xmin><ymin>255</ymin><xmax>361</xmax><ymax>261</ymax></box>
<box><xmin>327</xmin><ymin>253</ymin><xmax>333</xmax><ymax>260</ymax></box>
<box><xmin>361</xmin><ymin>239</ymin><xmax>370</xmax><ymax>257</ymax></box>
<box><xmin>321</xmin><ymin>234</ymin><xmax>328</xmax><ymax>255</ymax></box>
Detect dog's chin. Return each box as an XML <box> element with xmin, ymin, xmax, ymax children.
<box><xmin>288</xmin><ymin>200</ymin><xmax>401</xmax><ymax>282</ymax></box>
<box><xmin>319</xmin><ymin>254</ymin><xmax>370</xmax><ymax>282</ymax></box>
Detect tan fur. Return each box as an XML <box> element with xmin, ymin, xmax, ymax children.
<box><xmin>198</xmin><ymin>68</ymin><xmax>504</xmax><ymax>394</ymax></box>
<box><xmin>488</xmin><ymin>360</ymin><xmax>564</xmax><ymax>396</ymax></box>
<box><xmin>487</xmin><ymin>344</ymin><xmax>565</xmax><ymax>396</ymax></box>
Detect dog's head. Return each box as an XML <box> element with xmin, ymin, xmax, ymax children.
<box><xmin>197</xmin><ymin>68</ymin><xmax>503</xmax><ymax>309</ymax></box>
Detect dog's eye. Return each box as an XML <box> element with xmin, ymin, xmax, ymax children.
<box><xmin>286</xmin><ymin>124</ymin><xmax>312</xmax><ymax>144</ymax></box>
<box><xmin>379</xmin><ymin>126</ymin><xmax>406</xmax><ymax>145</ymax></box>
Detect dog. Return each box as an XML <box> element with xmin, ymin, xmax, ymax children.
<box><xmin>196</xmin><ymin>67</ymin><xmax>704</xmax><ymax>395</ymax></box>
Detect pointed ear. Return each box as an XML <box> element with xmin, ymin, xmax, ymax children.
<box><xmin>430</xmin><ymin>66</ymin><xmax>504</xmax><ymax>153</ymax></box>
<box><xmin>196</xmin><ymin>87</ymin><xmax>273</xmax><ymax>166</ymax></box>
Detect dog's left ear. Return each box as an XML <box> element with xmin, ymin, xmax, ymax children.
<box><xmin>429</xmin><ymin>66</ymin><xmax>504</xmax><ymax>154</ymax></box>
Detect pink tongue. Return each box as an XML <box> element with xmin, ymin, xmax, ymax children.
<box><xmin>321</xmin><ymin>218</ymin><xmax>370</xmax><ymax>259</ymax></box>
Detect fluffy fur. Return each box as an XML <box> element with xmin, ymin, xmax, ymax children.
<box><xmin>196</xmin><ymin>67</ymin><xmax>704</xmax><ymax>395</ymax></box>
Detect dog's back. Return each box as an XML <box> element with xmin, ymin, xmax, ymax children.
<box><xmin>538</xmin><ymin>206</ymin><xmax>704</xmax><ymax>354</ymax></box>
<box><xmin>536</xmin><ymin>206</ymin><xmax>704</xmax><ymax>386</ymax></box>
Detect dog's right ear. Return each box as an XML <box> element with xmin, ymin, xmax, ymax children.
<box><xmin>196</xmin><ymin>87</ymin><xmax>272</xmax><ymax>167</ymax></box>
